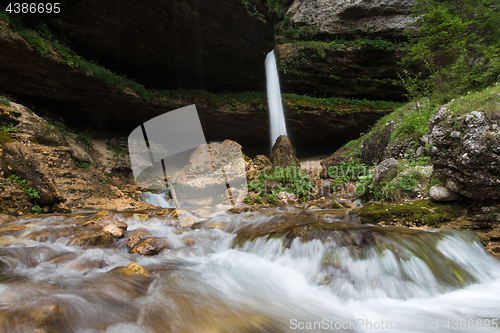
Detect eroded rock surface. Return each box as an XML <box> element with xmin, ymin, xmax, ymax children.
<box><xmin>423</xmin><ymin>104</ymin><xmax>500</xmax><ymax>201</ymax></box>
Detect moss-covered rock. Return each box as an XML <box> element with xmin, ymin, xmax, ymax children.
<box><xmin>354</xmin><ymin>200</ymin><xmax>469</xmax><ymax>227</ymax></box>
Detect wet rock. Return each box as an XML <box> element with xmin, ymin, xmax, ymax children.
<box><xmin>67</xmin><ymin>230</ymin><xmax>114</xmax><ymax>246</ymax></box>
<box><xmin>1</xmin><ymin>142</ymin><xmax>65</xmax><ymax>205</ymax></box>
<box><xmin>0</xmin><ymin>214</ymin><xmax>17</xmax><ymax>225</ymax></box>
<box><xmin>270</xmin><ymin>135</ymin><xmax>300</xmax><ymax>168</ymax></box>
<box><xmin>84</xmin><ymin>216</ymin><xmax>127</xmax><ymax>232</ymax></box>
<box><xmin>179</xmin><ymin>215</ymin><xmax>196</xmax><ymax>228</ymax></box>
<box><xmin>430</xmin><ymin>185</ymin><xmax>460</xmax><ymax>202</ymax></box>
<box><xmin>102</xmin><ymin>224</ymin><xmax>124</xmax><ymax>238</ymax></box>
<box><xmin>114</xmin><ymin>263</ymin><xmax>148</xmax><ymax>277</ymax></box>
<box><xmin>130</xmin><ymin>238</ymin><xmax>169</xmax><ymax>255</ymax></box>
<box><xmin>183</xmin><ymin>238</ymin><xmax>195</xmax><ymax>247</ymax></box>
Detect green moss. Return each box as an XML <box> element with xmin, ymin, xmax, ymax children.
<box><xmin>0</xmin><ymin>131</ymin><xmax>13</xmax><ymax>146</ymax></box>
<box><xmin>355</xmin><ymin>200</ymin><xmax>468</xmax><ymax>226</ymax></box>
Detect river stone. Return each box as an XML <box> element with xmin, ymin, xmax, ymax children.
<box><xmin>430</xmin><ymin>185</ymin><xmax>460</xmax><ymax>202</ymax></box>
<box><xmin>270</xmin><ymin>135</ymin><xmax>300</xmax><ymax>168</ymax></box>
<box><xmin>1</xmin><ymin>142</ymin><xmax>65</xmax><ymax>205</ymax></box>
<box><xmin>130</xmin><ymin>238</ymin><xmax>169</xmax><ymax>256</ymax></box>
<box><xmin>84</xmin><ymin>216</ymin><xmax>127</xmax><ymax>231</ymax></box>
<box><xmin>102</xmin><ymin>224</ymin><xmax>124</xmax><ymax>238</ymax></box>
<box><xmin>0</xmin><ymin>214</ymin><xmax>17</xmax><ymax>225</ymax></box>
<box><xmin>67</xmin><ymin>230</ymin><xmax>114</xmax><ymax>246</ymax></box>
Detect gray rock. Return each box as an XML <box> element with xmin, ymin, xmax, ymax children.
<box><xmin>426</xmin><ymin>107</ymin><xmax>500</xmax><ymax>201</ymax></box>
<box><xmin>373</xmin><ymin>158</ymin><xmax>400</xmax><ymax>186</ymax></box>
<box><xmin>429</xmin><ymin>185</ymin><xmax>460</xmax><ymax>202</ymax></box>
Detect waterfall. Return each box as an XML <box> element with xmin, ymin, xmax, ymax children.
<box><xmin>265</xmin><ymin>49</ymin><xmax>287</xmax><ymax>147</ymax></box>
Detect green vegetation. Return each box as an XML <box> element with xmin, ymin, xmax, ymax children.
<box><xmin>0</xmin><ymin>95</ymin><xmax>12</xmax><ymax>106</ymax></box>
<box><xmin>356</xmin><ymin>200</ymin><xmax>468</xmax><ymax>226</ymax></box>
<box><xmin>405</xmin><ymin>0</ymin><xmax>500</xmax><ymax>101</ymax></box>
<box><xmin>283</xmin><ymin>93</ymin><xmax>403</xmax><ymax>111</ymax></box>
<box><xmin>327</xmin><ymin>160</ymin><xmax>369</xmax><ymax>185</ymax></box>
<box><xmin>8</xmin><ymin>174</ymin><xmax>41</xmax><ymax>199</ymax></box>
<box><xmin>247</xmin><ymin>165</ymin><xmax>313</xmax><ymax>204</ymax></box>
<box><xmin>0</xmin><ymin>122</ymin><xmax>17</xmax><ymax>133</ymax></box>
<box><xmin>31</xmin><ymin>205</ymin><xmax>42</xmax><ymax>214</ymax></box>
<box><xmin>0</xmin><ymin>131</ymin><xmax>13</xmax><ymax>146</ymax></box>
<box><xmin>75</xmin><ymin>133</ymin><xmax>93</xmax><ymax>146</ymax></box>
<box><xmin>74</xmin><ymin>161</ymin><xmax>90</xmax><ymax>169</ymax></box>
<box><xmin>106</xmin><ymin>143</ymin><xmax>126</xmax><ymax>158</ymax></box>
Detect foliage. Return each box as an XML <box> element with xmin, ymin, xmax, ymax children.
<box><xmin>106</xmin><ymin>144</ymin><xmax>126</xmax><ymax>158</ymax></box>
<box><xmin>8</xmin><ymin>174</ymin><xmax>41</xmax><ymax>199</ymax></box>
<box><xmin>405</xmin><ymin>0</ymin><xmax>500</xmax><ymax>100</ymax></box>
<box><xmin>327</xmin><ymin>160</ymin><xmax>370</xmax><ymax>194</ymax></box>
<box><xmin>0</xmin><ymin>96</ymin><xmax>11</xmax><ymax>106</ymax></box>
<box><xmin>282</xmin><ymin>93</ymin><xmax>403</xmax><ymax>111</ymax></box>
<box><xmin>31</xmin><ymin>205</ymin><xmax>42</xmax><ymax>214</ymax></box>
<box><xmin>76</xmin><ymin>133</ymin><xmax>93</xmax><ymax>146</ymax></box>
<box><xmin>74</xmin><ymin>161</ymin><xmax>90</xmax><ymax>169</ymax></box>
<box><xmin>247</xmin><ymin>165</ymin><xmax>313</xmax><ymax>204</ymax></box>
<box><xmin>0</xmin><ymin>122</ymin><xmax>17</xmax><ymax>133</ymax></box>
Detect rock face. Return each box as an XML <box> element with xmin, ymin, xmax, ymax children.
<box><xmin>46</xmin><ymin>0</ymin><xmax>275</xmax><ymax>92</ymax></box>
<box><xmin>423</xmin><ymin>104</ymin><xmax>500</xmax><ymax>201</ymax></box>
<box><xmin>270</xmin><ymin>135</ymin><xmax>300</xmax><ymax>167</ymax></box>
<box><xmin>1</xmin><ymin>142</ymin><xmax>65</xmax><ymax>205</ymax></box>
<box><xmin>276</xmin><ymin>43</ymin><xmax>407</xmax><ymax>101</ymax></box>
<box><xmin>286</xmin><ymin>0</ymin><xmax>415</xmax><ymax>40</ymax></box>
<box><xmin>275</xmin><ymin>0</ymin><xmax>415</xmax><ymax>100</ymax></box>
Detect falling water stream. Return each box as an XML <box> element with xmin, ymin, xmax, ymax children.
<box><xmin>266</xmin><ymin>50</ymin><xmax>288</xmax><ymax>147</ymax></box>
<box><xmin>0</xmin><ymin>192</ymin><xmax>499</xmax><ymax>332</ymax></box>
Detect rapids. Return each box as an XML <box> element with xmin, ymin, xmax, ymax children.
<box><xmin>0</xmin><ymin>199</ymin><xmax>499</xmax><ymax>332</ymax></box>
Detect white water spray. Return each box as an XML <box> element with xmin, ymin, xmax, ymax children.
<box><xmin>265</xmin><ymin>49</ymin><xmax>287</xmax><ymax>147</ymax></box>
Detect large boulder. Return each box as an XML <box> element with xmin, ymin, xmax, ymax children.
<box><xmin>270</xmin><ymin>135</ymin><xmax>300</xmax><ymax>168</ymax></box>
<box><xmin>423</xmin><ymin>104</ymin><xmax>500</xmax><ymax>201</ymax></box>
<box><xmin>169</xmin><ymin>140</ymin><xmax>247</xmax><ymax>206</ymax></box>
<box><xmin>1</xmin><ymin>142</ymin><xmax>65</xmax><ymax>205</ymax></box>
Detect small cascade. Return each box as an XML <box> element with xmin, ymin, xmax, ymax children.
<box><xmin>265</xmin><ymin>49</ymin><xmax>288</xmax><ymax>147</ymax></box>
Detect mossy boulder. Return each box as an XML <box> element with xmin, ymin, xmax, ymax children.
<box><xmin>354</xmin><ymin>200</ymin><xmax>469</xmax><ymax>227</ymax></box>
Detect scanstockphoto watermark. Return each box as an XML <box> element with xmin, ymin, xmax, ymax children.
<box><xmin>290</xmin><ymin>319</ymin><xmax>424</xmax><ymax>330</ymax></box>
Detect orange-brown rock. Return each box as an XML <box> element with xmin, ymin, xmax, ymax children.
<box><xmin>130</xmin><ymin>238</ymin><xmax>169</xmax><ymax>255</ymax></box>
<box><xmin>1</xmin><ymin>142</ymin><xmax>65</xmax><ymax>205</ymax></box>
<box><xmin>67</xmin><ymin>230</ymin><xmax>114</xmax><ymax>246</ymax></box>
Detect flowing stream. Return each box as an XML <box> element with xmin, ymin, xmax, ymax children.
<box><xmin>266</xmin><ymin>49</ymin><xmax>288</xmax><ymax>147</ymax></box>
<box><xmin>0</xmin><ymin>194</ymin><xmax>499</xmax><ymax>332</ymax></box>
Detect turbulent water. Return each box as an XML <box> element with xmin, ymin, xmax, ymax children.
<box><xmin>265</xmin><ymin>49</ymin><xmax>288</xmax><ymax>146</ymax></box>
<box><xmin>0</xmin><ymin>196</ymin><xmax>499</xmax><ymax>332</ymax></box>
